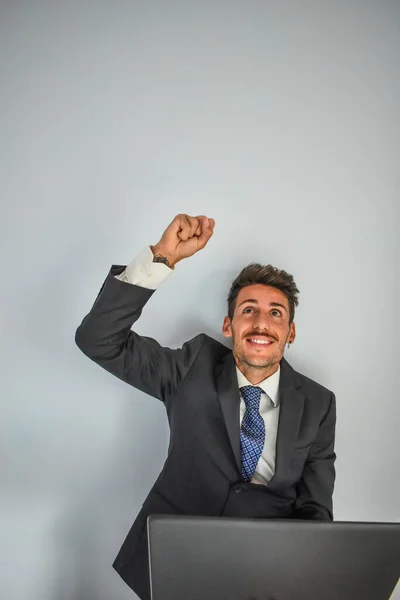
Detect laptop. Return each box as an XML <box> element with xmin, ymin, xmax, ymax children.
<box><xmin>147</xmin><ymin>515</ymin><xmax>400</xmax><ymax>600</ymax></box>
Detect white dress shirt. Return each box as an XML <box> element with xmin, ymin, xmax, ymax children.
<box><xmin>237</xmin><ymin>366</ymin><xmax>280</xmax><ymax>485</ymax></box>
<box><xmin>115</xmin><ymin>247</ymin><xmax>280</xmax><ymax>485</ymax></box>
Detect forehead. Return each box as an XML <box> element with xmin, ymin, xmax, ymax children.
<box><xmin>236</xmin><ymin>284</ymin><xmax>289</xmax><ymax>309</ymax></box>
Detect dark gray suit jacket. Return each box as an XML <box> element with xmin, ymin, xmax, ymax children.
<box><xmin>75</xmin><ymin>265</ymin><xmax>337</xmax><ymax>600</ymax></box>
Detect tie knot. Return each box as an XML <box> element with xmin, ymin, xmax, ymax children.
<box><xmin>240</xmin><ymin>385</ymin><xmax>263</xmax><ymax>409</ymax></box>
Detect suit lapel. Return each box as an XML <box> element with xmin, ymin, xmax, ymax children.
<box><xmin>269</xmin><ymin>357</ymin><xmax>305</xmax><ymax>486</ymax></box>
<box><xmin>215</xmin><ymin>351</ymin><xmax>242</xmax><ymax>473</ymax></box>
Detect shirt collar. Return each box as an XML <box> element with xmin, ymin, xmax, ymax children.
<box><xmin>236</xmin><ymin>364</ymin><xmax>281</xmax><ymax>407</ymax></box>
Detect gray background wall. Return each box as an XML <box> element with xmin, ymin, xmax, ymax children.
<box><xmin>1</xmin><ymin>1</ymin><xmax>399</xmax><ymax>599</ymax></box>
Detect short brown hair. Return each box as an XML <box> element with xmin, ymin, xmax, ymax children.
<box><xmin>227</xmin><ymin>263</ymin><xmax>300</xmax><ymax>323</ymax></box>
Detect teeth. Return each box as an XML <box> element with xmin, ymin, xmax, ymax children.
<box><xmin>249</xmin><ymin>339</ymin><xmax>271</xmax><ymax>345</ymax></box>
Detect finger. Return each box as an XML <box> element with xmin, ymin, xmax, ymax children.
<box><xmin>198</xmin><ymin>216</ymin><xmax>215</xmax><ymax>232</ymax></box>
<box><xmin>176</xmin><ymin>214</ymin><xmax>193</xmax><ymax>241</ymax></box>
<box><xmin>186</xmin><ymin>215</ymin><xmax>201</xmax><ymax>238</ymax></box>
<box><xmin>179</xmin><ymin>214</ymin><xmax>201</xmax><ymax>241</ymax></box>
<box><xmin>171</xmin><ymin>214</ymin><xmax>187</xmax><ymax>237</ymax></box>
<box><xmin>194</xmin><ymin>215</ymin><xmax>207</xmax><ymax>236</ymax></box>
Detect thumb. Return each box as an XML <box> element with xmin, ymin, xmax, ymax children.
<box><xmin>197</xmin><ymin>217</ymin><xmax>215</xmax><ymax>248</ymax></box>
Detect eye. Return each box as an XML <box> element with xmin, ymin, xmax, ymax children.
<box><xmin>243</xmin><ymin>307</ymin><xmax>254</xmax><ymax>313</ymax></box>
<box><xmin>271</xmin><ymin>309</ymin><xmax>282</xmax><ymax>317</ymax></box>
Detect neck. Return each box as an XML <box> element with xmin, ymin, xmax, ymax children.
<box><xmin>234</xmin><ymin>356</ymin><xmax>280</xmax><ymax>385</ymax></box>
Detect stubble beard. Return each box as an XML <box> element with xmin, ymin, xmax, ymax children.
<box><xmin>233</xmin><ymin>338</ymin><xmax>285</xmax><ymax>370</ymax></box>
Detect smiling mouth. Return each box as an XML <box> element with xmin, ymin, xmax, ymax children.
<box><xmin>246</xmin><ymin>338</ymin><xmax>274</xmax><ymax>348</ymax></box>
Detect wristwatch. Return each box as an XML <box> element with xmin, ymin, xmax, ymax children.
<box><xmin>150</xmin><ymin>246</ymin><xmax>170</xmax><ymax>268</ymax></box>
<box><xmin>153</xmin><ymin>254</ymin><xmax>170</xmax><ymax>267</ymax></box>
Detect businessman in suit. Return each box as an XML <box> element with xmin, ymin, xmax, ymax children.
<box><xmin>75</xmin><ymin>213</ymin><xmax>337</xmax><ymax>600</ymax></box>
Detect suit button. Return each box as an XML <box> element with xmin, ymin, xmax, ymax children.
<box><xmin>233</xmin><ymin>484</ymin><xmax>242</xmax><ymax>493</ymax></box>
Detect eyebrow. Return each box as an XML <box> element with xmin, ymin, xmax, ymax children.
<box><xmin>238</xmin><ymin>299</ymin><xmax>288</xmax><ymax>312</ymax></box>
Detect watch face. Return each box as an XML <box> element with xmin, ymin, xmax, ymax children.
<box><xmin>153</xmin><ymin>256</ymin><xmax>169</xmax><ymax>266</ymax></box>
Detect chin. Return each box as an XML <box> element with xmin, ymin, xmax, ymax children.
<box><xmin>243</xmin><ymin>356</ymin><xmax>278</xmax><ymax>369</ymax></box>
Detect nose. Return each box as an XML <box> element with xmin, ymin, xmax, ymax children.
<box><xmin>252</xmin><ymin>312</ymin><xmax>272</xmax><ymax>332</ymax></box>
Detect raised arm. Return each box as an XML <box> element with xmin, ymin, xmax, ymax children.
<box><xmin>75</xmin><ymin>214</ymin><xmax>215</xmax><ymax>402</ymax></box>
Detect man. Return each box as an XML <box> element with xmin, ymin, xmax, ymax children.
<box><xmin>75</xmin><ymin>214</ymin><xmax>336</xmax><ymax>600</ymax></box>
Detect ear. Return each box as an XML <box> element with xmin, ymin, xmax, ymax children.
<box><xmin>288</xmin><ymin>321</ymin><xmax>296</xmax><ymax>343</ymax></box>
<box><xmin>222</xmin><ymin>316</ymin><xmax>232</xmax><ymax>338</ymax></box>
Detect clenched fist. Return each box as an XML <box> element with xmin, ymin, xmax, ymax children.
<box><xmin>151</xmin><ymin>214</ymin><xmax>215</xmax><ymax>268</ymax></box>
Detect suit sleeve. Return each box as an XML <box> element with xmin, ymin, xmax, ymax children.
<box><xmin>291</xmin><ymin>392</ymin><xmax>337</xmax><ymax>521</ymax></box>
<box><xmin>75</xmin><ymin>265</ymin><xmax>206</xmax><ymax>402</ymax></box>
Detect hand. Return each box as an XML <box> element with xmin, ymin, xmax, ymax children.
<box><xmin>151</xmin><ymin>214</ymin><xmax>215</xmax><ymax>268</ymax></box>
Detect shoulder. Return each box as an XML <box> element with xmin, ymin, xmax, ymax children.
<box><xmin>282</xmin><ymin>358</ymin><xmax>335</xmax><ymax>410</ymax></box>
<box><xmin>293</xmin><ymin>367</ymin><xmax>336</xmax><ymax>424</ymax></box>
<box><xmin>180</xmin><ymin>333</ymin><xmax>231</xmax><ymax>364</ymax></box>
<box><xmin>183</xmin><ymin>333</ymin><xmax>230</xmax><ymax>354</ymax></box>
<box><xmin>296</xmin><ymin>370</ymin><xmax>334</xmax><ymax>399</ymax></box>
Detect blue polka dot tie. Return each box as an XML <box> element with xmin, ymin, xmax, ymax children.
<box><xmin>240</xmin><ymin>385</ymin><xmax>266</xmax><ymax>482</ymax></box>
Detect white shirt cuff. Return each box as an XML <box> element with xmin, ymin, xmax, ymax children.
<box><xmin>114</xmin><ymin>246</ymin><xmax>173</xmax><ymax>290</ymax></box>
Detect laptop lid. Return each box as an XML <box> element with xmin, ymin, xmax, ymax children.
<box><xmin>147</xmin><ymin>515</ymin><xmax>400</xmax><ymax>600</ymax></box>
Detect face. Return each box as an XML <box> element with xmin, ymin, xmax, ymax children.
<box><xmin>222</xmin><ymin>284</ymin><xmax>296</xmax><ymax>376</ymax></box>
